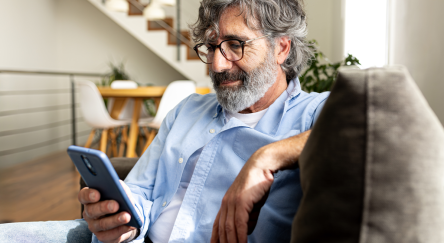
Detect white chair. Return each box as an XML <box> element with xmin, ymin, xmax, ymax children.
<box><xmin>76</xmin><ymin>80</ymin><xmax>131</xmax><ymax>156</ymax></box>
<box><xmin>141</xmin><ymin>80</ymin><xmax>196</xmax><ymax>152</ymax></box>
<box><xmin>107</xmin><ymin>80</ymin><xmax>152</xmax><ymax>122</ymax></box>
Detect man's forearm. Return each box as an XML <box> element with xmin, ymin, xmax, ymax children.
<box><xmin>254</xmin><ymin>130</ymin><xmax>311</xmax><ymax>171</ymax></box>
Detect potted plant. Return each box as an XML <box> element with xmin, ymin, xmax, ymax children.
<box><xmin>300</xmin><ymin>40</ymin><xmax>361</xmax><ymax>93</ymax></box>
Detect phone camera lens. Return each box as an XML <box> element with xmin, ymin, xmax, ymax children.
<box><xmin>81</xmin><ymin>155</ymin><xmax>97</xmax><ymax>176</ymax></box>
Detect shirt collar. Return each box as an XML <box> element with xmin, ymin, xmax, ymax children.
<box><xmin>287</xmin><ymin>77</ymin><xmax>302</xmax><ymax>100</ymax></box>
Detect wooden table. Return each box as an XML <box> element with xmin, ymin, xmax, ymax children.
<box><xmin>98</xmin><ymin>86</ymin><xmax>211</xmax><ymax>157</ymax></box>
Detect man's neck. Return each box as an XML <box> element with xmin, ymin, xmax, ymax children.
<box><xmin>239</xmin><ymin>69</ymin><xmax>287</xmax><ymax>114</ymax></box>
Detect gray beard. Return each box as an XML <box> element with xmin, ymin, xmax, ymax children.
<box><xmin>210</xmin><ymin>51</ymin><xmax>278</xmax><ymax>113</ymax></box>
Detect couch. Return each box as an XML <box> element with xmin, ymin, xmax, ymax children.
<box><xmin>81</xmin><ymin>66</ymin><xmax>444</xmax><ymax>243</ymax></box>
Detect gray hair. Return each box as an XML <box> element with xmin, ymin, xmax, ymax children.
<box><xmin>190</xmin><ymin>0</ymin><xmax>312</xmax><ymax>82</ymax></box>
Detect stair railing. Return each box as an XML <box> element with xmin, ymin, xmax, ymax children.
<box><xmin>0</xmin><ymin>69</ymin><xmax>107</xmax><ymax>157</ymax></box>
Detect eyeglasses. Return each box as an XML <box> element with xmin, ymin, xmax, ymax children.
<box><xmin>193</xmin><ymin>35</ymin><xmax>269</xmax><ymax>64</ymax></box>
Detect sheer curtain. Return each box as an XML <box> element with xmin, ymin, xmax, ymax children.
<box><xmin>388</xmin><ymin>0</ymin><xmax>444</xmax><ymax>124</ymax></box>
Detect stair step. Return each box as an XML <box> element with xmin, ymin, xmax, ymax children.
<box><xmin>187</xmin><ymin>46</ymin><xmax>200</xmax><ymax>60</ymax></box>
<box><xmin>167</xmin><ymin>30</ymin><xmax>190</xmax><ymax>45</ymax></box>
<box><xmin>168</xmin><ymin>31</ymin><xmax>200</xmax><ymax>60</ymax></box>
<box><xmin>128</xmin><ymin>0</ymin><xmax>145</xmax><ymax>16</ymax></box>
<box><xmin>147</xmin><ymin>18</ymin><xmax>173</xmax><ymax>31</ymax></box>
<box><xmin>149</xmin><ymin>22</ymin><xmax>200</xmax><ymax>61</ymax></box>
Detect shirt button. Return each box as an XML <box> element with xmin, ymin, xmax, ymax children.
<box><xmin>162</xmin><ymin>201</ymin><xmax>166</xmax><ymax>207</ymax></box>
<box><xmin>178</xmin><ymin>158</ymin><xmax>183</xmax><ymax>163</ymax></box>
<box><xmin>210</xmin><ymin>129</ymin><xmax>215</xmax><ymax>134</ymax></box>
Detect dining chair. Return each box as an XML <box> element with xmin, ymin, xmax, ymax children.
<box><xmin>76</xmin><ymin>79</ymin><xmax>131</xmax><ymax>156</ymax></box>
<box><xmin>140</xmin><ymin>80</ymin><xmax>196</xmax><ymax>153</ymax></box>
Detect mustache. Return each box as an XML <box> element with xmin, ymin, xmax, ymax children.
<box><xmin>210</xmin><ymin>70</ymin><xmax>249</xmax><ymax>87</ymax></box>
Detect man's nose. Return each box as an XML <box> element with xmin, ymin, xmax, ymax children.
<box><xmin>211</xmin><ymin>48</ymin><xmax>232</xmax><ymax>73</ymax></box>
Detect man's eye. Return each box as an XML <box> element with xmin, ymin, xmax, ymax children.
<box><xmin>225</xmin><ymin>41</ymin><xmax>242</xmax><ymax>50</ymax></box>
<box><xmin>230</xmin><ymin>44</ymin><xmax>241</xmax><ymax>50</ymax></box>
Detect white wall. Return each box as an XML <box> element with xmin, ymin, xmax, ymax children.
<box><xmin>0</xmin><ymin>0</ymin><xmax>64</xmax><ymax>169</ymax></box>
<box><xmin>389</xmin><ymin>0</ymin><xmax>444</xmax><ymax>124</ymax></box>
<box><xmin>0</xmin><ymin>0</ymin><xmax>186</xmax><ymax>169</ymax></box>
<box><xmin>305</xmin><ymin>0</ymin><xmax>344</xmax><ymax>63</ymax></box>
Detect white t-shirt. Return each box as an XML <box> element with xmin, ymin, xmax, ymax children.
<box><xmin>148</xmin><ymin>108</ymin><xmax>268</xmax><ymax>242</ymax></box>
<box><xmin>224</xmin><ymin>108</ymin><xmax>268</xmax><ymax>129</ymax></box>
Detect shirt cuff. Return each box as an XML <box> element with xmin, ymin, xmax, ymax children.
<box><xmin>132</xmin><ymin>195</ymin><xmax>154</xmax><ymax>242</ymax></box>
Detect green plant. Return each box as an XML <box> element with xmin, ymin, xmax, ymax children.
<box><xmin>143</xmin><ymin>99</ymin><xmax>157</xmax><ymax>117</ymax></box>
<box><xmin>99</xmin><ymin>62</ymin><xmax>131</xmax><ymax>87</ymax></box>
<box><xmin>300</xmin><ymin>40</ymin><xmax>361</xmax><ymax>93</ymax></box>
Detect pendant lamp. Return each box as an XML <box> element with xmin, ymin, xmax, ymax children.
<box><xmin>158</xmin><ymin>0</ymin><xmax>175</xmax><ymax>6</ymax></box>
<box><xmin>105</xmin><ymin>0</ymin><xmax>129</xmax><ymax>12</ymax></box>
<box><xmin>143</xmin><ymin>0</ymin><xmax>166</xmax><ymax>20</ymax></box>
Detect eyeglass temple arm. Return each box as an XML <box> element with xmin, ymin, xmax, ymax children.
<box><xmin>245</xmin><ymin>34</ymin><xmax>270</xmax><ymax>44</ymax></box>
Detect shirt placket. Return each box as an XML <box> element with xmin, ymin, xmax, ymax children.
<box><xmin>168</xmin><ymin>118</ymin><xmax>245</xmax><ymax>242</ymax></box>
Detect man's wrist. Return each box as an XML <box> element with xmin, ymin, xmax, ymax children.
<box><xmin>254</xmin><ymin>130</ymin><xmax>312</xmax><ymax>171</ymax></box>
<box><xmin>121</xmin><ymin>228</ymin><xmax>140</xmax><ymax>243</ymax></box>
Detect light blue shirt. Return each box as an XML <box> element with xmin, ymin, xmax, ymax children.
<box><xmin>93</xmin><ymin>78</ymin><xmax>329</xmax><ymax>243</ymax></box>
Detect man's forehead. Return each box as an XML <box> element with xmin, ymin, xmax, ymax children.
<box><xmin>206</xmin><ymin>32</ymin><xmax>251</xmax><ymax>43</ymax></box>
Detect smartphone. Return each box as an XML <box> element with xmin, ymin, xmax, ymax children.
<box><xmin>67</xmin><ymin>145</ymin><xmax>142</xmax><ymax>228</ymax></box>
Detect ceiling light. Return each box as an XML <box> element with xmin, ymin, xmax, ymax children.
<box><xmin>105</xmin><ymin>0</ymin><xmax>129</xmax><ymax>12</ymax></box>
<box><xmin>143</xmin><ymin>1</ymin><xmax>166</xmax><ymax>20</ymax></box>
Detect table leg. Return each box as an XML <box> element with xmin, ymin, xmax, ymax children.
<box><xmin>110</xmin><ymin>98</ymin><xmax>128</xmax><ymax>119</ymax></box>
<box><xmin>126</xmin><ymin>98</ymin><xmax>142</xmax><ymax>157</ymax></box>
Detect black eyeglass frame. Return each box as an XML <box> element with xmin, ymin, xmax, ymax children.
<box><xmin>193</xmin><ymin>35</ymin><xmax>269</xmax><ymax>64</ymax></box>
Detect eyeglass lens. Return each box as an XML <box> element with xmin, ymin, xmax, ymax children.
<box><xmin>196</xmin><ymin>40</ymin><xmax>243</xmax><ymax>64</ymax></box>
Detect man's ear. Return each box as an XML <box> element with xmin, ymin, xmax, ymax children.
<box><xmin>275</xmin><ymin>36</ymin><xmax>291</xmax><ymax>65</ymax></box>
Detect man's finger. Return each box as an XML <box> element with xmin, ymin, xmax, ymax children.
<box><xmin>78</xmin><ymin>187</ymin><xmax>100</xmax><ymax>204</ymax></box>
<box><xmin>83</xmin><ymin>200</ymin><xmax>119</xmax><ymax>220</ymax></box>
<box><xmin>218</xmin><ymin>196</ymin><xmax>229</xmax><ymax>243</ymax></box>
<box><xmin>211</xmin><ymin>211</ymin><xmax>221</xmax><ymax>243</ymax></box>
<box><xmin>225</xmin><ymin>196</ymin><xmax>238</xmax><ymax>243</ymax></box>
<box><xmin>235</xmin><ymin>206</ymin><xmax>249</xmax><ymax>243</ymax></box>
<box><xmin>94</xmin><ymin>224</ymin><xmax>136</xmax><ymax>242</ymax></box>
<box><xmin>89</xmin><ymin>211</ymin><xmax>131</xmax><ymax>233</ymax></box>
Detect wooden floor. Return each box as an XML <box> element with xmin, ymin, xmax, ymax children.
<box><xmin>0</xmin><ymin>151</ymin><xmax>81</xmax><ymax>223</ymax></box>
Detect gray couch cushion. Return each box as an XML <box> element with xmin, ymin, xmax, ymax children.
<box><xmin>292</xmin><ymin>66</ymin><xmax>444</xmax><ymax>243</ymax></box>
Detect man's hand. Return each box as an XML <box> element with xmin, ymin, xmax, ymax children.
<box><xmin>211</xmin><ymin>148</ymin><xmax>275</xmax><ymax>243</ymax></box>
<box><xmin>211</xmin><ymin>130</ymin><xmax>311</xmax><ymax>243</ymax></box>
<box><xmin>78</xmin><ymin>180</ymin><xmax>139</xmax><ymax>243</ymax></box>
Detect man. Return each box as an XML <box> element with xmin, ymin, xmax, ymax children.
<box><xmin>0</xmin><ymin>0</ymin><xmax>327</xmax><ymax>242</ymax></box>
<box><xmin>79</xmin><ymin>0</ymin><xmax>328</xmax><ymax>242</ymax></box>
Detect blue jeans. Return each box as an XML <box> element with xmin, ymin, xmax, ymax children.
<box><xmin>0</xmin><ymin>219</ymin><xmax>92</xmax><ymax>243</ymax></box>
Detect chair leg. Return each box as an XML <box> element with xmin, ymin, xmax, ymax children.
<box><xmin>109</xmin><ymin>129</ymin><xmax>118</xmax><ymax>157</ymax></box>
<box><xmin>119</xmin><ymin>126</ymin><xmax>128</xmax><ymax>157</ymax></box>
<box><xmin>100</xmin><ymin>129</ymin><xmax>108</xmax><ymax>153</ymax></box>
<box><xmin>139</xmin><ymin>127</ymin><xmax>149</xmax><ymax>155</ymax></box>
<box><xmin>142</xmin><ymin>129</ymin><xmax>157</xmax><ymax>153</ymax></box>
<box><xmin>84</xmin><ymin>129</ymin><xmax>95</xmax><ymax>148</ymax></box>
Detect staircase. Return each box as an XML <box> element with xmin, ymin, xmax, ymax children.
<box><xmin>88</xmin><ymin>0</ymin><xmax>211</xmax><ymax>86</ymax></box>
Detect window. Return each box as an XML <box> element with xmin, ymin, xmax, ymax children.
<box><xmin>344</xmin><ymin>0</ymin><xmax>389</xmax><ymax>68</ymax></box>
